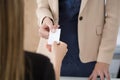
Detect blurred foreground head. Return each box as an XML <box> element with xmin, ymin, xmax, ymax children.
<box><xmin>0</xmin><ymin>0</ymin><xmax>24</xmax><ymax>80</ymax></box>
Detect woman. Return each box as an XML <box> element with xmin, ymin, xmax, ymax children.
<box><xmin>0</xmin><ymin>0</ymin><xmax>67</xmax><ymax>80</ymax></box>
<box><xmin>36</xmin><ymin>0</ymin><xmax>119</xmax><ymax>80</ymax></box>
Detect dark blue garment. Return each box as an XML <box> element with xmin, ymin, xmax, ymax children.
<box><xmin>59</xmin><ymin>0</ymin><xmax>96</xmax><ymax>77</ymax></box>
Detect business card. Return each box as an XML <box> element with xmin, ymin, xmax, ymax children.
<box><xmin>48</xmin><ymin>29</ymin><xmax>61</xmax><ymax>45</ymax></box>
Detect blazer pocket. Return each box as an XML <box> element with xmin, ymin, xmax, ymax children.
<box><xmin>96</xmin><ymin>25</ymin><xmax>103</xmax><ymax>36</ymax></box>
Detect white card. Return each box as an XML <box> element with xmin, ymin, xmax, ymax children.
<box><xmin>48</xmin><ymin>29</ymin><xmax>61</xmax><ymax>45</ymax></box>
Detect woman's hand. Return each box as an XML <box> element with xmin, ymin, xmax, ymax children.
<box><xmin>88</xmin><ymin>62</ymin><xmax>110</xmax><ymax>80</ymax></box>
<box><xmin>52</xmin><ymin>42</ymin><xmax>68</xmax><ymax>62</ymax></box>
<box><xmin>46</xmin><ymin>41</ymin><xmax>68</xmax><ymax>80</ymax></box>
<box><xmin>46</xmin><ymin>41</ymin><xmax>68</xmax><ymax>63</ymax></box>
<box><xmin>39</xmin><ymin>17</ymin><xmax>59</xmax><ymax>39</ymax></box>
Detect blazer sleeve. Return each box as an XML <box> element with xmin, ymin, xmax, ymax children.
<box><xmin>97</xmin><ymin>0</ymin><xmax>120</xmax><ymax>64</ymax></box>
<box><xmin>36</xmin><ymin>0</ymin><xmax>54</xmax><ymax>26</ymax></box>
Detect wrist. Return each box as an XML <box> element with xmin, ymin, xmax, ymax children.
<box><xmin>51</xmin><ymin>57</ymin><xmax>62</xmax><ymax>67</ymax></box>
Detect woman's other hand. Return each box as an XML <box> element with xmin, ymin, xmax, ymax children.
<box><xmin>88</xmin><ymin>62</ymin><xmax>110</xmax><ymax>80</ymax></box>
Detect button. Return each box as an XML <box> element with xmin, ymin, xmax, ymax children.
<box><xmin>79</xmin><ymin>16</ymin><xmax>83</xmax><ymax>21</ymax></box>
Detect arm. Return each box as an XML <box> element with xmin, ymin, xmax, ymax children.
<box><xmin>97</xmin><ymin>0</ymin><xmax>119</xmax><ymax>64</ymax></box>
<box><xmin>47</xmin><ymin>42</ymin><xmax>68</xmax><ymax>80</ymax></box>
<box><xmin>36</xmin><ymin>0</ymin><xmax>54</xmax><ymax>26</ymax></box>
<box><xmin>89</xmin><ymin>0</ymin><xmax>119</xmax><ymax>80</ymax></box>
<box><xmin>52</xmin><ymin>59</ymin><xmax>62</xmax><ymax>80</ymax></box>
<box><xmin>36</xmin><ymin>0</ymin><xmax>59</xmax><ymax>39</ymax></box>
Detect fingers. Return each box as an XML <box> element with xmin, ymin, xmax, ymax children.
<box><xmin>52</xmin><ymin>41</ymin><xmax>68</xmax><ymax>51</ymax></box>
<box><xmin>88</xmin><ymin>72</ymin><xmax>97</xmax><ymax>80</ymax></box>
<box><xmin>46</xmin><ymin>22</ymin><xmax>54</xmax><ymax>30</ymax></box>
<box><xmin>52</xmin><ymin>41</ymin><xmax>67</xmax><ymax>48</ymax></box>
<box><xmin>99</xmin><ymin>72</ymin><xmax>104</xmax><ymax>80</ymax></box>
<box><xmin>42</xmin><ymin>17</ymin><xmax>54</xmax><ymax>28</ymax></box>
<box><xmin>89</xmin><ymin>74</ymin><xmax>104</xmax><ymax>80</ymax></box>
<box><xmin>88</xmin><ymin>73</ymin><xmax>93</xmax><ymax>80</ymax></box>
<box><xmin>49</xmin><ymin>24</ymin><xmax>60</xmax><ymax>32</ymax></box>
<box><xmin>46</xmin><ymin>41</ymin><xmax>68</xmax><ymax>53</ymax></box>
<box><xmin>45</xmin><ymin>19</ymin><xmax>59</xmax><ymax>32</ymax></box>
<box><xmin>39</xmin><ymin>24</ymin><xmax>59</xmax><ymax>39</ymax></box>
<box><xmin>39</xmin><ymin>24</ymin><xmax>49</xmax><ymax>39</ymax></box>
<box><xmin>92</xmin><ymin>74</ymin><xmax>97</xmax><ymax>80</ymax></box>
<box><xmin>39</xmin><ymin>17</ymin><xmax>59</xmax><ymax>38</ymax></box>
<box><xmin>89</xmin><ymin>72</ymin><xmax>103</xmax><ymax>80</ymax></box>
<box><xmin>105</xmin><ymin>71</ymin><xmax>110</xmax><ymax>80</ymax></box>
<box><xmin>88</xmin><ymin>62</ymin><xmax>110</xmax><ymax>80</ymax></box>
<box><xmin>59</xmin><ymin>41</ymin><xmax>67</xmax><ymax>48</ymax></box>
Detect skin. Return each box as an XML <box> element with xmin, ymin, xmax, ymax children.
<box><xmin>39</xmin><ymin>17</ymin><xmax>111</xmax><ymax>80</ymax></box>
<box><xmin>88</xmin><ymin>62</ymin><xmax>110</xmax><ymax>80</ymax></box>
<box><xmin>39</xmin><ymin>17</ymin><xmax>59</xmax><ymax>39</ymax></box>
<box><xmin>46</xmin><ymin>41</ymin><xmax>68</xmax><ymax>80</ymax></box>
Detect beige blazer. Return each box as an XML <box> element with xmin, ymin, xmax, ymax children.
<box><xmin>36</xmin><ymin>0</ymin><xmax>119</xmax><ymax>64</ymax></box>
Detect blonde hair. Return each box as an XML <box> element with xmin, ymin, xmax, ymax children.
<box><xmin>0</xmin><ymin>0</ymin><xmax>24</xmax><ymax>80</ymax></box>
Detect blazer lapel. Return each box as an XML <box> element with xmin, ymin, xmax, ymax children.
<box><xmin>80</xmin><ymin>0</ymin><xmax>88</xmax><ymax>14</ymax></box>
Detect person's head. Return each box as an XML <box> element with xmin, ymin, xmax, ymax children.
<box><xmin>0</xmin><ymin>0</ymin><xmax>24</xmax><ymax>80</ymax></box>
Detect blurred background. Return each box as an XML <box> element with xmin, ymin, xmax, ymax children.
<box><xmin>24</xmin><ymin>0</ymin><xmax>39</xmax><ymax>52</ymax></box>
<box><xmin>24</xmin><ymin>0</ymin><xmax>120</xmax><ymax>78</ymax></box>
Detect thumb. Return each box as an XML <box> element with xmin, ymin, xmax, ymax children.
<box><xmin>51</xmin><ymin>41</ymin><xmax>58</xmax><ymax>52</ymax></box>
